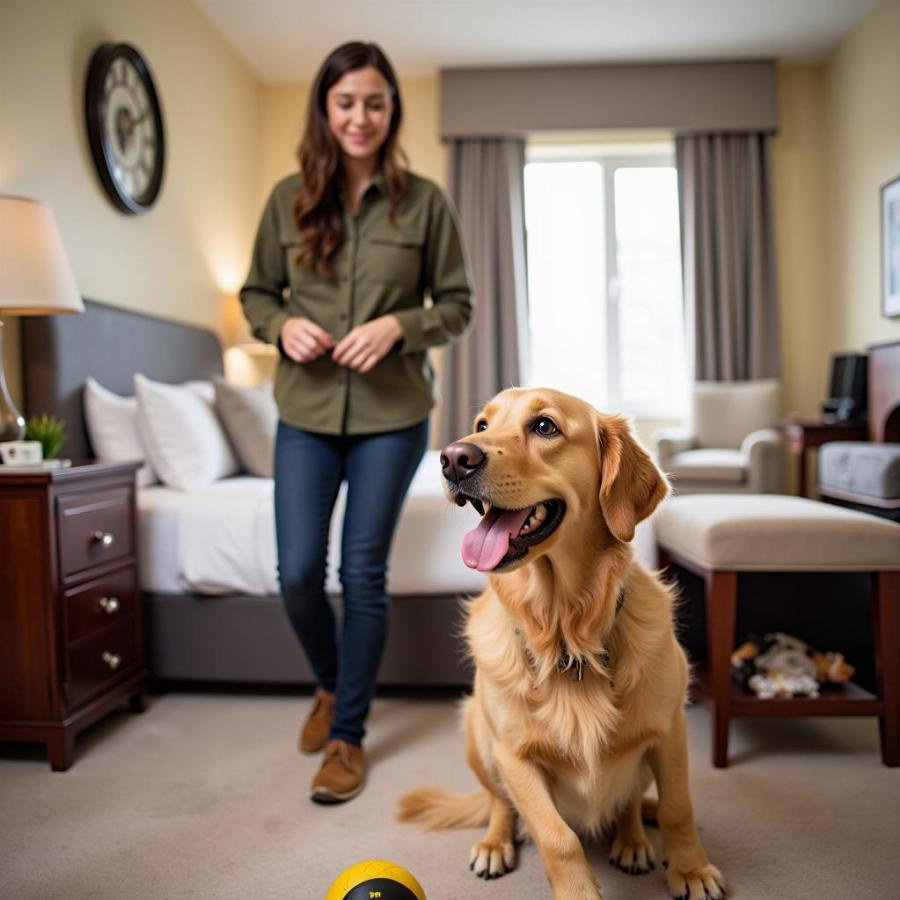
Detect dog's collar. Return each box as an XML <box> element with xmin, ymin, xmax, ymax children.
<box><xmin>518</xmin><ymin>587</ymin><xmax>626</xmax><ymax>682</ymax></box>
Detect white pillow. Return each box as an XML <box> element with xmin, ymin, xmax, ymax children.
<box><xmin>134</xmin><ymin>374</ymin><xmax>239</xmax><ymax>490</ymax></box>
<box><xmin>83</xmin><ymin>377</ymin><xmax>158</xmax><ymax>487</ymax></box>
<box><xmin>183</xmin><ymin>380</ymin><xmax>215</xmax><ymax>403</ymax></box>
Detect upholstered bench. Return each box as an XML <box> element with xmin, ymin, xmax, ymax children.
<box><xmin>654</xmin><ymin>494</ymin><xmax>900</xmax><ymax>767</ymax></box>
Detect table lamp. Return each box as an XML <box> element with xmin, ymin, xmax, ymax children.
<box><xmin>0</xmin><ymin>196</ymin><xmax>83</xmax><ymax>441</ymax></box>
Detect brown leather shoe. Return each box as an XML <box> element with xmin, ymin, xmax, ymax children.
<box><xmin>298</xmin><ymin>688</ymin><xmax>335</xmax><ymax>753</ymax></box>
<box><xmin>310</xmin><ymin>739</ymin><xmax>365</xmax><ymax>804</ymax></box>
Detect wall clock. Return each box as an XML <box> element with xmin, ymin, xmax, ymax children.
<box><xmin>84</xmin><ymin>43</ymin><xmax>165</xmax><ymax>215</ymax></box>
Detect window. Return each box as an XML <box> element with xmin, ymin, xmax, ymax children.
<box><xmin>524</xmin><ymin>143</ymin><xmax>686</xmax><ymax>418</ymax></box>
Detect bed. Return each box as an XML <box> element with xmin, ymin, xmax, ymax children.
<box><xmin>23</xmin><ymin>299</ymin><xmax>657</xmax><ymax>687</ymax></box>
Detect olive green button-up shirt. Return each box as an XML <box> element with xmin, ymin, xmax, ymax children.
<box><xmin>240</xmin><ymin>171</ymin><xmax>473</xmax><ymax>435</ymax></box>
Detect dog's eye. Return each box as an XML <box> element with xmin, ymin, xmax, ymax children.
<box><xmin>476</xmin><ymin>420</ymin><xmax>488</xmax><ymax>432</ymax></box>
<box><xmin>533</xmin><ymin>417</ymin><xmax>559</xmax><ymax>437</ymax></box>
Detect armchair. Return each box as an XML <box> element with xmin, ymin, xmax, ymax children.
<box><xmin>654</xmin><ymin>379</ymin><xmax>784</xmax><ymax>494</ymax></box>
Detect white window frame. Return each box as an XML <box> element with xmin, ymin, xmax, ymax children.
<box><xmin>525</xmin><ymin>140</ymin><xmax>684</xmax><ymax>419</ymax></box>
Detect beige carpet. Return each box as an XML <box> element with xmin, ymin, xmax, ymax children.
<box><xmin>1</xmin><ymin>692</ymin><xmax>898</xmax><ymax>900</ymax></box>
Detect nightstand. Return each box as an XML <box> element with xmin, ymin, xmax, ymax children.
<box><xmin>0</xmin><ymin>461</ymin><xmax>147</xmax><ymax>770</ymax></box>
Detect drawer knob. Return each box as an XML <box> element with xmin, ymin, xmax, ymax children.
<box><xmin>91</xmin><ymin>530</ymin><xmax>115</xmax><ymax>548</ymax></box>
<box><xmin>101</xmin><ymin>651</ymin><xmax>122</xmax><ymax>670</ymax></box>
<box><xmin>98</xmin><ymin>596</ymin><xmax>120</xmax><ymax>615</ymax></box>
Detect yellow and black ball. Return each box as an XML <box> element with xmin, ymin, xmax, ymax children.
<box><xmin>325</xmin><ymin>859</ymin><xmax>426</xmax><ymax>900</ymax></box>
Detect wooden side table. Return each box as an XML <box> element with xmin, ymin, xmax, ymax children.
<box><xmin>783</xmin><ymin>419</ymin><xmax>868</xmax><ymax>497</ymax></box>
<box><xmin>0</xmin><ymin>460</ymin><xmax>146</xmax><ymax>770</ymax></box>
<box><xmin>660</xmin><ymin>546</ymin><xmax>899</xmax><ymax>768</ymax></box>
<box><xmin>655</xmin><ymin>493</ymin><xmax>900</xmax><ymax>768</ymax></box>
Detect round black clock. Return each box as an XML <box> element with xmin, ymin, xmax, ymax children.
<box><xmin>85</xmin><ymin>43</ymin><xmax>165</xmax><ymax>215</ymax></box>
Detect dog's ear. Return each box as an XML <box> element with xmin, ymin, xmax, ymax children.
<box><xmin>597</xmin><ymin>414</ymin><xmax>669</xmax><ymax>543</ymax></box>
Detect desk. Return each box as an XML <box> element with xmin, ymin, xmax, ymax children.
<box><xmin>783</xmin><ymin>419</ymin><xmax>868</xmax><ymax>497</ymax></box>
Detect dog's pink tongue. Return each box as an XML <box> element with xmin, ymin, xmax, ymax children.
<box><xmin>462</xmin><ymin>506</ymin><xmax>532</xmax><ymax>572</ymax></box>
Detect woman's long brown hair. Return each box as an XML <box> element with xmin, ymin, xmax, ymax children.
<box><xmin>294</xmin><ymin>41</ymin><xmax>408</xmax><ymax>279</ymax></box>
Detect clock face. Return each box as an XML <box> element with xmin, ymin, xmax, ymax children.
<box><xmin>85</xmin><ymin>44</ymin><xmax>165</xmax><ymax>215</ymax></box>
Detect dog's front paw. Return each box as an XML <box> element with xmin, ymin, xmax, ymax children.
<box><xmin>469</xmin><ymin>839</ymin><xmax>516</xmax><ymax>879</ymax></box>
<box><xmin>608</xmin><ymin>835</ymin><xmax>655</xmax><ymax>874</ymax></box>
<box><xmin>667</xmin><ymin>862</ymin><xmax>725</xmax><ymax>900</ymax></box>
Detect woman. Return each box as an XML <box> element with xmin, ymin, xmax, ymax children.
<box><xmin>240</xmin><ymin>41</ymin><xmax>472</xmax><ymax>804</ymax></box>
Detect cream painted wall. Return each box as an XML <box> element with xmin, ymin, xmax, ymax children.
<box><xmin>738</xmin><ymin>1</ymin><xmax>900</xmax><ymax>419</ymax></box>
<box><xmin>0</xmin><ymin>0</ymin><xmax>260</xmax><ymax>408</ymax></box>
<box><xmin>771</xmin><ymin>65</ymin><xmax>829</xmax><ymax>419</ymax></box>
<box><xmin>823</xmin><ymin>0</ymin><xmax>900</xmax><ymax>356</ymax></box>
<box><xmin>6</xmin><ymin>1</ymin><xmax>895</xmax><ymax>444</ymax></box>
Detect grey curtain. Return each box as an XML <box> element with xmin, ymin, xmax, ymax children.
<box><xmin>676</xmin><ymin>133</ymin><xmax>780</xmax><ymax>381</ymax></box>
<box><xmin>438</xmin><ymin>138</ymin><xmax>529</xmax><ymax>445</ymax></box>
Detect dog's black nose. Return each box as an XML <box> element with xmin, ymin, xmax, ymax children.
<box><xmin>440</xmin><ymin>441</ymin><xmax>485</xmax><ymax>484</ymax></box>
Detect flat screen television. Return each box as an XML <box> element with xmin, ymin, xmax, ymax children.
<box><xmin>822</xmin><ymin>353</ymin><xmax>867</xmax><ymax>420</ymax></box>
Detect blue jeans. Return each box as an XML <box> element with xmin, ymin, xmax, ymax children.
<box><xmin>274</xmin><ymin>418</ymin><xmax>429</xmax><ymax>746</ymax></box>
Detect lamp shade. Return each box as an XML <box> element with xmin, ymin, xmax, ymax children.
<box><xmin>0</xmin><ymin>196</ymin><xmax>83</xmax><ymax>315</ymax></box>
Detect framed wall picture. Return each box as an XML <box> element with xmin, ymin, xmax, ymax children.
<box><xmin>882</xmin><ymin>174</ymin><xmax>900</xmax><ymax>318</ymax></box>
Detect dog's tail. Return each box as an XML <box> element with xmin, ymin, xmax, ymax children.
<box><xmin>396</xmin><ymin>786</ymin><xmax>491</xmax><ymax>830</ymax></box>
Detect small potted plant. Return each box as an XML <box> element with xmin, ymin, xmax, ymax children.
<box><xmin>25</xmin><ymin>413</ymin><xmax>66</xmax><ymax>460</ymax></box>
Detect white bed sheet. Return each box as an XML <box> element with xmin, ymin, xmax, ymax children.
<box><xmin>137</xmin><ymin>451</ymin><xmax>489</xmax><ymax>597</ymax></box>
<box><xmin>137</xmin><ymin>449</ymin><xmax>657</xmax><ymax>597</ymax></box>
<box><xmin>137</xmin><ymin>484</ymin><xmax>191</xmax><ymax>594</ymax></box>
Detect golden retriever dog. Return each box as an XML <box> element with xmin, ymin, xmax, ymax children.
<box><xmin>397</xmin><ymin>388</ymin><xmax>724</xmax><ymax>900</ymax></box>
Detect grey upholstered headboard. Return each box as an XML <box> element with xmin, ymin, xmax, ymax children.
<box><xmin>22</xmin><ymin>299</ymin><xmax>224</xmax><ymax>460</ymax></box>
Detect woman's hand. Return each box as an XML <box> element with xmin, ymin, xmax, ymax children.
<box><xmin>279</xmin><ymin>317</ymin><xmax>334</xmax><ymax>363</ymax></box>
<box><xmin>332</xmin><ymin>315</ymin><xmax>403</xmax><ymax>373</ymax></box>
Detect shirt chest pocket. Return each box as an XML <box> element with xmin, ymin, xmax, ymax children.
<box><xmin>278</xmin><ymin>227</ymin><xmax>317</xmax><ymax>294</ymax></box>
<box><xmin>365</xmin><ymin>230</ymin><xmax>424</xmax><ymax>291</ymax></box>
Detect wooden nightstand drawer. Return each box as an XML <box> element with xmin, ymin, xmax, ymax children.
<box><xmin>65</xmin><ymin>567</ymin><xmax>138</xmax><ymax>644</ymax></box>
<box><xmin>67</xmin><ymin>618</ymin><xmax>138</xmax><ymax>708</ymax></box>
<box><xmin>57</xmin><ymin>487</ymin><xmax>133</xmax><ymax>578</ymax></box>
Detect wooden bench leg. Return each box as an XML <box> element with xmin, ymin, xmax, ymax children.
<box><xmin>705</xmin><ymin>570</ymin><xmax>737</xmax><ymax>768</ymax></box>
<box><xmin>873</xmin><ymin>571</ymin><xmax>900</xmax><ymax>767</ymax></box>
